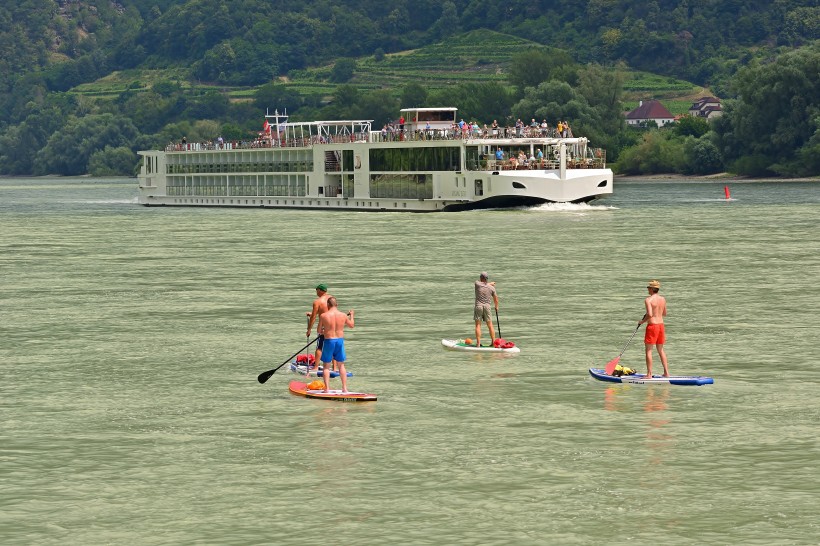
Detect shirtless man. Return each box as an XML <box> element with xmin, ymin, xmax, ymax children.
<box><xmin>638</xmin><ymin>280</ymin><xmax>670</xmax><ymax>377</ymax></box>
<box><xmin>474</xmin><ymin>272</ymin><xmax>499</xmax><ymax>347</ymax></box>
<box><xmin>306</xmin><ymin>283</ymin><xmax>331</xmax><ymax>370</ymax></box>
<box><xmin>317</xmin><ymin>297</ymin><xmax>354</xmax><ymax>393</ymax></box>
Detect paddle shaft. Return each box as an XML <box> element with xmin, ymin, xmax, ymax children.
<box><xmin>494</xmin><ymin>307</ymin><xmax>502</xmax><ymax>339</ymax></box>
<box><xmin>257</xmin><ymin>337</ymin><xmax>319</xmax><ymax>384</ymax></box>
<box><xmin>618</xmin><ymin>324</ymin><xmax>641</xmax><ymax>358</ymax></box>
<box><xmin>605</xmin><ymin>320</ymin><xmax>644</xmax><ymax>374</ymax></box>
<box><xmin>306</xmin><ymin>315</ymin><xmax>310</xmax><ymax>358</ymax></box>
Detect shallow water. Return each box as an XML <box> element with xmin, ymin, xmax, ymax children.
<box><xmin>1</xmin><ymin>177</ymin><xmax>819</xmax><ymax>544</ymax></box>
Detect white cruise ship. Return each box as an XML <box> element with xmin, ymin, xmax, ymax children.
<box><xmin>137</xmin><ymin>107</ymin><xmax>612</xmax><ymax>212</ymax></box>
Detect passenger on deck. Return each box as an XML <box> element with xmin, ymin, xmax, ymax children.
<box><xmin>491</xmin><ymin>120</ymin><xmax>499</xmax><ymax>137</ymax></box>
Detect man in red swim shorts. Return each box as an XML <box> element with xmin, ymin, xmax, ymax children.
<box><xmin>638</xmin><ymin>280</ymin><xmax>670</xmax><ymax>377</ymax></box>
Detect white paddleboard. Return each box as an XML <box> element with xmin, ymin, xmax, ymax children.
<box><xmin>441</xmin><ymin>339</ymin><xmax>520</xmax><ymax>353</ymax></box>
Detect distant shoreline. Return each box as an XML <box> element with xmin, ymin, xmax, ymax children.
<box><xmin>615</xmin><ymin>173</ymin><xmax>820</xmax><ymax>183</ymax></box>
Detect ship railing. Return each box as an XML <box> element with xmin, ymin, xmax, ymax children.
<box><xmin>161</xmin><ymin>130</ymin><xmax>598</xmax><ymax>152</ymax></box>
<box><xmin>477</xmin><ymin>157</ymin><xmax>607</xmax><ymax>171</ymax></box>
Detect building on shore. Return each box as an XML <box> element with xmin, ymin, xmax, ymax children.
<box><xmin>625</xmin><ymin>100</ymin><xmax>675</xmax><ymax>127</ymax></box>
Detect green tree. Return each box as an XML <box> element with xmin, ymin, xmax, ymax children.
<box><xmin>34</xmin><ymin>114</ymin><xmax>140</xmax><ymax>176</ymax></box>
<box><xmin>674</xmin><ymin>114</ymin><xmax>710</xmax><ymax>138</ymax></box>
<box><xmin>715</xmin><ymin>45</ymin><xmax>820</xmax><ymax>177</ymax></box>
<box><xmin>428</xmin><ymin>82</ymin><xmax>512</xmax><ymax>124</ymax></box>
<box><xmin>508</xmin><ymin>48</ymin><xmax>576</xmax><ymax>92</ymax></box>
<box><xmin>253</xmin><ymin>83</ymin><xmax>303</xmax><ymax>115</ymax></box>
<box><xmin>87</xmin><ymin>146</ymin><xmax>138</xmax><ymax>176</ymax></box>
<box><xmin>400</xmin><ymin>83</ymin><xmax>428</xmax><ymax>109</ymax></box>
<box><xmin>683</xmin><ymin>136</ymin><xmax>723</xmax><ymax>175</ymax></box>
<box><xmin>615</xmin><ymin>131</ymin><xmax>686</xmax><ymax>175</ymax></box>
<box><xmin>330</xmin><ymin>58</ymin><xmax>357</xmax><ymax>83</ymax></box>
<box><xmin>354</xmin><ymin>90</ymin><xmax>399</xmax><ymax>128</ymax></box>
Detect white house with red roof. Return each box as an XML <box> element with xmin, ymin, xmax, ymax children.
<box><xmin>625</xmin><ymin>100</ymin><xmax>675</xmax><ymax>127</ymax></box>
<box><xmin>688</xmin><ymin>96</ymin><xmax>723</xmax><ymax>119</ymax></box>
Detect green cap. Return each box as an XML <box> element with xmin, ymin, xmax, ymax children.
<box><xmin>315</xmin><ymin>283</ymin><xmax>327</xmax><ymax>292</ymax></box>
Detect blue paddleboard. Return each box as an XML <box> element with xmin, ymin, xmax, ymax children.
<box><xmin>589</xmin><ymin>367</ymin><xmax>713</xmax><ymax>386</ymax></box>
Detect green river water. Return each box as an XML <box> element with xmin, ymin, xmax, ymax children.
<box><xmin>1</xmin><ymin>177</ymin><xmax>818</xmax><ymax>545</ymax></box>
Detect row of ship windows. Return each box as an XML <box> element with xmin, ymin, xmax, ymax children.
<box><xmin>164</xmin><ymin>147</ymin><xmax>464</xmax><ymax>174</ymax></box>
<box><xmin>166</xmin><ymin>174</ymin><xmax>434</xmax><ymax>200</ymax></box>
<box><xmin>167</xmin><ymin>161</ymin><xmax>314</xmax><ymax>174</ymax></box>
<box><xmin>170</xmin><ymin>198</ymin><xmax>414</xmax><ymax>209</ymax></box>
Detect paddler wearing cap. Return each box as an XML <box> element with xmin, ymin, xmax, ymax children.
<box><xmin>473</xmin><ymin>272</ymin><xmax>499</xmax><ymax>347</ymax></box>
<box><xmin>306</xmin><ymin>283</ymin><xmax>332</xmax><ymax>370</ymax></box>
<box><xmin>638</xmin><ymin>280</ymin><xmax>670</xmax><ymax>377</ymax></box>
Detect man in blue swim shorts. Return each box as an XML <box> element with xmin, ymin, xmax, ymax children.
<box><xmin>317</xmin><ymin>296</ymin><xmax>355</xmax><ymax>392</ymax></box>
<box><xmin>306</xmin><ymin>283</ymin><xmax>331</xmax><ymax>370</ymax></box>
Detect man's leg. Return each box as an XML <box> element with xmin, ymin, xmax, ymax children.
<box><xmin>322</xmin><ymin>365</ymin><xmax>330</xmax><ymax>392</ymax></box>
<box><xmin>474</xmin><ymin>320</ymin><xmax>481</xmax><ymax>346</ymax></box>
<box><xmin>338</xmin><ymin>360</ymin><xmax>348</xmax><ymax>393</ymax></box>
<box><xmin>645</xmin><ymin>344</ymin><xmax>654</xmax><ymax>377</ymax></box>
<box><xmin>314</xmin><ymin>336</ymin><xmax>323</xmax><ymax>371</ymax></box>
<box><xmin>487</xmin><ymin>319</ymin><xmax>496</xmax><ymax>343</ymax></box>
<box><xmin>657</xmin><ymin>344</ymin><xmax>670</xmax><ymax>377</ymax></box>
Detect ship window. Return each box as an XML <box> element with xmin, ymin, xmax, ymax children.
<box><xmin>369</xmin><ymin>174</ymin><xmax>432</xmax><ymax>199</ymax></box>
<box><xmin>369</xmin><ymin>146</ymin><xmax>459</xmax><ymax>171</ymax></box>
<box><xmin>513</xmin><ymin>182</ymin><xmax>526</xmax><ymax>189</ymax></box>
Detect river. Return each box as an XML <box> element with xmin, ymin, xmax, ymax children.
<box><xmin>1</xmin><ymin>176</ymin><xmax>818</xmax><ymax>544</ymax></box>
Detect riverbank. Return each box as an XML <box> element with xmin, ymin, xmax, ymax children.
<box><xmin>616</xmin><ymin>172</ymin><xmax>820</xmax><ymax>182</ymax></box>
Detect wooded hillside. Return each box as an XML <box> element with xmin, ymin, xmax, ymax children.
<box><xmin>1</xmin><ymin>1</ymin><xmax>818</xmax><ymax>177</ymax></box>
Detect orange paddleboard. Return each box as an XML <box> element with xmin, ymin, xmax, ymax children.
<box><xmin>288</xmin><ymin>381</ymin><xmax>377</xmax><ymax>402</ymax></box>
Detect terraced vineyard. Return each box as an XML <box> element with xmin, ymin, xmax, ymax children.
<box><xmin>353</xmin><ymin>30</ymin><xmax>533</xmax><ymax>87</ymax></box>
<box><xmin>69</xmin><ymin>30</ymin><xmax>708</xmax><ymax>111</ymax></box>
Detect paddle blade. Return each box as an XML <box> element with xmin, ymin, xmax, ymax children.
<box><xmin>257</xmin><ymin>369</ymin><xmax>276</xmax><ymax>384</ymax></box>
<box><xmin>604</xmin><ymin>356</ymin><xmax>621</xmax><ymax>375</ymax></box>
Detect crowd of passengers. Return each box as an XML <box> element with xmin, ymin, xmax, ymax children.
<box><xmin>379</xmin><ymin>117</ymin><xmax>574</xmax><ymax>141</ymax></box>
<box><xmin>165</xmin><ymin>117</ymin><xmax>578</xmax><ymax>152</ymax></box>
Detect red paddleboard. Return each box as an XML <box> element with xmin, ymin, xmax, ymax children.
<box><xmin>288</xmin><ymin>381</ymin><xmax>377</xmax><ymax>402</ymax></box>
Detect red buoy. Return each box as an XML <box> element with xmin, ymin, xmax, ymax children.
<box><xmin>724</xmin><ymin>186</ymin><xmax>731</xmax><ymax>199</ymax></box>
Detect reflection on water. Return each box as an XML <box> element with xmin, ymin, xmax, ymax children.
<box><xmin>642</xmin><ymin>388</ymin><xmax>672</xmax><ymax>468</ymax></box>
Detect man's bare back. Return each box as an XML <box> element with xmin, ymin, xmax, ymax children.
<box><xmin>644</xmin><ymin>293</ymin><xmax>667</xmax><ymax>324</ymax></box>
<box><xmin>319</xmin><ymin>307</ymin><xmax>354</xmax><ymax>338</ymax></box>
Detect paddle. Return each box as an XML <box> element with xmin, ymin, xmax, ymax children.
<box><xmin>257</xmin><ymin>337</ymin><xmax>319</xmax><ymax>384</ymax></box>
<box><xmin>494</xmin><ymin>307</ymin><xmax>502</xmax><ymax>340</ymax></box>
<box><xmin>305</xmin><ymin>315</ymin><xmax>311</xmax><ymax>372</ymax></box>
<box><xmin>604</xmin><ymin>323</ymin><xmax>642</xmax><ymax>375</ymax></box>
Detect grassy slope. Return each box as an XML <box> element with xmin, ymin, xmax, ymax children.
<box><xmin>69</xmin><ymin>30</ymin><xmax>708</xmax><ymax>114</ymax></box>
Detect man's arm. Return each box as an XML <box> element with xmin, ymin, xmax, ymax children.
<box><xmin>639</xmin><ymin>299</ymin><xmax>652</xmax><ymax>324</ymax></box>
<box><xmin>307</xmin><ymin>301</ymin><xmax>320</xmax><ymax>335</ymax></box>
<box><xmin>345</xmin><ymin>310</ymin><xmax>355</xmax><ymax>328</ymax></box>
<box><xmin>317</xmin><ymin>312</ymin><xmax>326</xmax><ymax>336</ymax></box>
